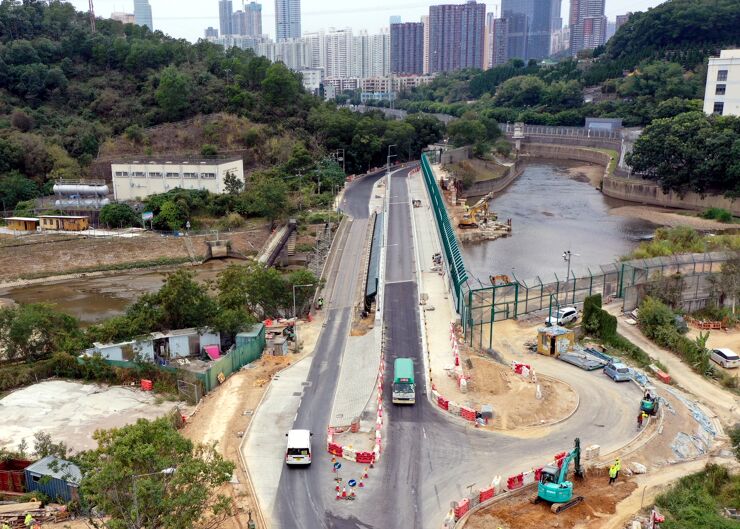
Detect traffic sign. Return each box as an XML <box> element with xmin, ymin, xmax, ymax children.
<box><xmin>334</xmin><ymin>462</ymin><xmax>342</xmax><ymax>470</ymax></box>
<box><xmin>348</xmin><ymin>479</ymin><xmax>357</xmax><ymax>487</ymax></box>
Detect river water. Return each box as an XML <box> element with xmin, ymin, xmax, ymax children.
<box><xmin>1</xmin><ymin>162</ymin><xmax>655</xmax><ymax>322</ymax></box>
<box><xmin>461</xmin><ymin>161</ymin><xmax>656</xmax><ymax>285</ymax></box>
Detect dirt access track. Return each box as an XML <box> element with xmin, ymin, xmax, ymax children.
<box><xmin>0</xmin><ymin>223</ymin><xmax>269</xmax><ymax>284</ymax></box>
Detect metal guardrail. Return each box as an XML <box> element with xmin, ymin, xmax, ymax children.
<box><xmin>503</xmin><ymin>122</ymin><xmax>622</xmax><ymax>140</ymax></box>
<box><xmin>420</xmin><ymin>153</ymin><xmax>468</xmax><ymax>313</ymax></box>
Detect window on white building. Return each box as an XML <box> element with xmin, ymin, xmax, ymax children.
<box><xmin>713</xmin><ymin>102</ymin><xmax>724</xmax><ymax>115</ymax></box>
<box><xmin>201</xmin><ymin>173</ymin><xmax>216</xmax><ymax>179</ymax></box>
<box><xmin>133</xmin><ymin>171</ymin><xmax>146</xmax><ymax>177</ymax></box>
<box><xmin>717</xmin><ymin>70</ymin><xmax>728</xmax><ymax>82</ymax></box>
<box><xmin>149</xmin><ymin>172</ymin><xmax>162</xmax><ymax>178</ymax></box>
<box><xmin>166</xmin><ymin>172</ymin><xmax>180</xmax><ymax>178</ymax></box>
<box><xmin>183</xmin><ymin>172</ymin><xmax>198</xmax><ymax>179</ymax></box>
<box><xmin>716</xmin><ymin>84</ymin><xmax>726</xmax><ymax>95</ymax></box>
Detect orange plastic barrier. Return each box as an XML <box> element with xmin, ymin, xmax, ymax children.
<box><xmin>655</xmin><ymin>369</ymin><xmax>671</xmax><ymax>384</ymax></box>
<box><xmin>453</xmin><ymin>498</ymin><xmax>470</xmax><ymax>519</ymax></box>
<box><xmin>140</xmin><ymin>379</ymin><xmax>153</xmax><ymax>391</ymax></box>
<box><xmin>460</xmin><ymin>407</ymin><xmax>476</xmax><ymax>421</ymax></box>
<box><xmin>328</xmin><ymin>443</ymin><xmax>343</xmax><ymax>457</ymax></box>
<box><xmin>506</xmin><ymin>474</ymin><xmax>524</xmax><ymax>490</ymax></box>
<box><xmin>534</xmin><ymin>467</ymin><xmax>543</xmax><ymax>481</ymax></box>
<box><xmin>438</xmin><ymin>396</ymin><xmax>449</xmax><ymax>410</ymax></box>
<box><xmin>479</xmin><ymin>486</ymin><xmax>495</xmax><ymax>502</ymax></box>
<box><xmin>355</xmin><ymin>452</ymin><xmax>374</xmax><ymax>464</ymax></box>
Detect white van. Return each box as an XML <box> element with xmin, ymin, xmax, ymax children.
<box><xmin>710</xmin><ymin>348</ymin><xmax>740</xmax><ymax>369</ymax></box>
<box><xmin>285</xmin><ymin>429</ymin><xmax>312</xmax><ymax>465</ymax></box>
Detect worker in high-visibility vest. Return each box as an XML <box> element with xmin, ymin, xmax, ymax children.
<box><xmin>608</xmin><ymin>465</ymin><xmax>617</xmax><ymax>485</ymax></box>
<box><xmin>24</xmin><ymin>513</ymin><xmax>34</xmax><ymax>527</ymax></box>
<box><xmin>614</xmin><ymin>458</ymin><xmax>622</xmax><ymax>478</ymax></box>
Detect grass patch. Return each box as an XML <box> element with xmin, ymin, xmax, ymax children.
<box><xmin>700</xmin><ymin>207</ymin><xmax>736</xmax><ymax>223</ymax></box>
<box><xmin>592</xmin><ymin>148</ymin><xmax>619</xmax><ymax>175</ymax></box>
<box><xmin>16</xmin><ymin>257</ymin><xmax>194</xmax><ymax>281</ymax></box>
<box><xmin>655</xmin><ymin>464</ymin><xmax>740</xmax><ymax>529</ymax></box>
<box><xmin>624</xmin><ymin>226</ymin><xmax>740</xmax><ymax>260</ymax></box>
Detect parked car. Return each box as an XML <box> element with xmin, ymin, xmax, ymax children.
<box><xmin>604</xmin><ymin>361</ymin><xmax>631</xmax><ymax>382</ymax></box>
<box><xmin>710</xmin><ymin>348</ymin><xmax>740</xmax><ymax>369</ymax></box>
<box><xmin>547</xmin><ymin>307</ymin><xmax>579</xmax><ymax>326</ymax></box>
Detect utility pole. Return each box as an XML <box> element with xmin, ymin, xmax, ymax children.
<box><xmin>88</xmin><ymin>0</ymin><xmax>96</xmax><ymax>33</ymax></box>
<box><xmin>562</xmin><ymin>250</ymin><xmax>579</xmax><ymax>304</ymax></box>
<box><xmin>386</xmin><ymin>144</ymin><xmax>397</xmax><ymax>177</ymax></box>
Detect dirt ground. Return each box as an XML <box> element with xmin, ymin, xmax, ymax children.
<box><xmin>466</xmin><ymin>469</ymin><xmax>638</xmax><ymax>529</ymax></box>
<box><xmin>463</xmin><ymin>356</ymin><xmax>579</xmax><ymax>430</ymax></box>
<box><xmin>609</xmin><ymin>206</ymin><xmax>734</xmax><ymax>230</ymax></box>
<box><xmin>0</xmin><ymin>380</ymin><xmax>185</xmax><ymax>453</ymax></box>
<box><xmin>686</xmin><ymin>326</ymin><xmax>739</xmax><ymax>352</ymax></box>
<box><xmin>0</xmin><ymin>224</ymin><xmax>269</xmax><ymax>284</ymax></box>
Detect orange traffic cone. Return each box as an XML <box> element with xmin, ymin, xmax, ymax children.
<box><xmin>331</xmin><ymin>456</ymin><xmax>336</xmax><ymax>463</ymax></box>
<box><xmin>336</xmin><ymin>488</ymin><xmax>342</xmax><ymax>500</ymax></box>
<box><xmin>350</xmin><ymin>487</ymin><xmax>356</xmax><ymax>498</ymax></box>
<box><xmin>363</xmin><ymin>467</ymin><xmax>369</xmax><ymax>478</ymax></box>
<box><xmin>359</xmin><ymin>479</ymin><xmax>365</xmax><ymax>488</ymax></box>
<box><xmin>341</xmin><ymin>487</ymin><xmax>347</xmax><ymax>499</ymax></box>
<box><xmin>335</xmin><ymin>483</ymin><xmax>340</xmax><ymax>492</ymax></box>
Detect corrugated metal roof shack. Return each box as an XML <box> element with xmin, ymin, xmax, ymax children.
<box><xmin>198</xmin><ymin>323</ymin><xmax>266</xmax><ymax>392</ymax></box>
<box><xmin>24</xmin><ymin>456</ymin><xmax>82</xmax><ymax>503</ymax></box>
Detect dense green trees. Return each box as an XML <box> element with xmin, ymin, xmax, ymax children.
<box><xmin>79</xmin><ymin>418</ymin><xmax>234</xmax><ymax>529</ymax></box>
<box><xmin>627</xmin><ymin>112</ymin><xmax>740</xmax><ymax>195</ymax></box>
<box><xmin>0</xmin><ymin>303</ymin><xmax>84</xmax><ymax>362</ymax></box>
<box><xmin>99</xmin><ymin>203</ymin><xmax>140</xmax><ymax>228</ymax></box>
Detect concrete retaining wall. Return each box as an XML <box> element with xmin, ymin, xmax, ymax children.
<box><xmin>602</xmin><ymin>175</ymin><xmax>740</xmax><ymax>215</ymax></box>
<box><xmin>464</xmin><ymin>159</ymin><xmax>524</xmax><ymax>198</ymax></box>
<box><xmin>441</xmin><ymin>146</ymin><xmax>472</xmax><ymax>164</ymax></box>
<box><xmin>520</xmin><ymin>143</ymin><xmax>614</xmax><ymax>168</ymax></box>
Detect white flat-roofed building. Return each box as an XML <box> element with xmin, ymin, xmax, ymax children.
<box><xmin>111</xmin><ymin>156</ymin><xmax>243</xmax><ymax>201</ymax></box>
<box><xmin>704</xmin><ymin>49</ymin><xmax>740</xmax><ymax>117</ymax></box>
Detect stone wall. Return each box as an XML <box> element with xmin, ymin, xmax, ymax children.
<box><xmin>464</xmin><ymin>160</ymin><xmax>524</xmax><ymax>198</ymax></box>
<box><xmin>441</xmin><ymin>146</ymin><xmax>472</xmax><ymax>164</ymax></box>
<box><xmin>602</xmin><ymin>176</ymin><xmax>740</xmax><ymax>215</ymax></box>
<box><xmin>505</xmin><ymin>132</ymin><xmax>622</xmax><ymax>151</ymax></box>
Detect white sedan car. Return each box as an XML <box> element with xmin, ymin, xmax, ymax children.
<box><xmin>547</xmin><ymin>307</ymin><xmax>579</xmax><ymax>326</ymax></box>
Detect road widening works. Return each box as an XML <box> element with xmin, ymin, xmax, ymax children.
<box><xmin>241</xmin><ymin>163</ymin><xmax>709</xmax><ymax>529</ymax></box>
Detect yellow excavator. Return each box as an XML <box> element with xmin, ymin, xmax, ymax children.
<box><xmin>458</xmin><ymin>198</ymin><xmax>495</xmax><ymax>229</ymax></box>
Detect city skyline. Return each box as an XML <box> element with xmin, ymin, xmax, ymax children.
<box><xmin>72</xmin><ymin>0</ymin><xmax>664</xmax><ymax>42</ymax></box>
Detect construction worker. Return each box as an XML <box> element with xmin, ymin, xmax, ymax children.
<box><xmin>24</xmin><ymin>513</ymin><xmax>34</xmax><ymax>527</ymax></box>
<box><xmin>614</xmin><ymin>458</ymin><xmax>621</xmax><ymax>478</ymax></box>
<box><xmin>608</xmin><ymin>465</ymin><xmax>617</xmax><ymax>485</ymax></box>
<box><xmin>637</xmin><ymin>412</ymin><xmax>644</xmax><ymax>429</ymax></box>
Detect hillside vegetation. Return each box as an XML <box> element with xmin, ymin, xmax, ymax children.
<box><xmin>0</xmin><ymin>0</ymin><xmax>443</xmax><ymax>213</ymax></box>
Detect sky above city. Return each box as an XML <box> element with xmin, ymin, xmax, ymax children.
<box><xmin>72</xmin><ymin>0</ymin><xmax>666</xmax><ymax>42</ymax></box>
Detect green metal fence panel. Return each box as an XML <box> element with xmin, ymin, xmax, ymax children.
<box><xmin>420</xmin><ymin>153</ymin><xmax>469</xmax><ymax>313</ymax></box>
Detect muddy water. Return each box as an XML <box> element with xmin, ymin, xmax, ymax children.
<box><xmin>0</xmin><ymin>260</ymin><xmax>237</xmax><ymax>324</ymax></box>
<box><xmin>462</xmin><ymin>161</ymin><xmax>656</xmax><ymax>284</ymax></box>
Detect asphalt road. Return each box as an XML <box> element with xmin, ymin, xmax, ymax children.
<box><xmin>274</xmin><ymin>170</ymin><xmax>386</xmax><ymax>529</ymax></box>
<box><xmin>274</xmin><ymin>166</ymin><xmax>642</xmax><ymax>529</ymax></box>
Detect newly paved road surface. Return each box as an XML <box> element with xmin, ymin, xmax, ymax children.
<box><xmin>273</xmin><ymin>166</ymin><xmax>642</xmax><ymax>529</ymax></box>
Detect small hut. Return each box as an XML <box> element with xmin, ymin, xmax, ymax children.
<box><xmin>536</xmin><ymin>326</ymin><xmax>575</xmax><ymax>357</ymax></box>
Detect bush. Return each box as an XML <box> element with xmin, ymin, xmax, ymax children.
<box><xmin>700</xmin><ymin>207</ymin><xmax>733</xmax><ymax>223</ymax></box>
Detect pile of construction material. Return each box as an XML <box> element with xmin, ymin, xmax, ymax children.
<box><xmin>0</xmin><ymin>501</ymin><xmax>70</xmax><ymax>527</ymax></box>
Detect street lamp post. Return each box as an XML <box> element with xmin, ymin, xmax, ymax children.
<box><xmin>386</xmin><ymin>144</ymin><xmax>397</xmax><ymax>177</ymax></box>
<box><xmin>562</xmin><ymin>250</ymin><xmax>579</xmax><ymax>304</ymax></box>
<box><xmin>292</xmin><ymin>283</ymin><xmax>315</xmax><ymax>351</ymax></box>
<box><xmin>132</xmin><ymin>467</ymin><xmax>176</xmax><ymax>529</ymax></box>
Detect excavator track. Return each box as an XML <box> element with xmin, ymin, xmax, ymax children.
<box><xmin>551</xmin><ymin>496</ymin><xmax>584</xmax><ymax>513</ymax></box>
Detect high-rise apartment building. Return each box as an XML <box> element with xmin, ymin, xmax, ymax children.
<box><xmin>569</xmin><ymin>0</ymin><xmax>607</xmax><ymax>57</ymax></box>
<box><xmin>303</xmin><ymin>31</ymin><xmax>327</xmax><ymax>70</ymax></box>
<box><xmin>491</xmin><ymin>17</ymin><xmax>509</xmax><ymax>66</ymax></box>
<box><xmin>204</xmin><ymin>26</ymin><xmax>219</xmax><ymax>38</ymax></box>
<box><xmin>501</xmin><ymin>11</ymin><xmax>527</xmax><ymax>61</ymax></box>
<box><xmin>550</xmin><ymin>0</ymin><xmax>562</xmax><ymax>31</ymax></box>
<box><xmin>390</xmin><ymin>15</ymin><xmax>402</xmax><ymax>25</ymax></box>
<box><xmin>275</xmin><ymin>0</ymin><xmax>301</xmax><ymax>41</ymax></box>
<box><xmin>133</xmin><ymin>0</ymin><xmax>153</xmax><ymax>30</ymax></box>
<box><xmin>245</xmin><ymin>2</ymin><xmax>263</xmax><ymax>36</ymax></box>
<box><xmin>421</xmin><ymin>15</ymin><xmax>430</xmax><ymax>74</ymax></box>
<box><xmin>429</xmin><ymin>1</ymin><xmax>486</xmax><ymax>73</ymax></box>
<box><xmin>500</xmin><ymin>0</ymin><xmax>555</xmax><ymax>61</ymax></box>
<box><xmin>325</xmin><ymin>28</ymin><xmax>353</xmax><ymax>79</ymax></box>
<box><xmin>219</xmin><ymin>0</ymin><xmax>233</xmax><ymax>37</ymax></box>
<box><xmin>391</xmin><ymin>22</ymin><xmax>425</xmax><ymax>75</ymax></box>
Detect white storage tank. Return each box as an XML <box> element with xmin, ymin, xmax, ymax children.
<box><xmin>53</xmin><ymin>184</ymin><xmax>109</xmax><ymax>196</ymax></box>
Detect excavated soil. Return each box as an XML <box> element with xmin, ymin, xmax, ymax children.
<box><xmin>464</xmin><ymin>356</ymin><xmax>579</xmax><ymax>430</ymax></box>
<box><xmin>466</xmin><ymin>472</ymin><xmax>638</xmax><ymax>529</ymax></box>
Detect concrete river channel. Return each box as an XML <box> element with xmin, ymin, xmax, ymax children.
<box><xmin>462</xmin><ymin>161</ymin><xmax>656</xmax><ymax>284</ymax></box>
<box><xmin>1</xmin><ymin>162</ymin><xmax>655</xmax><ymax>322</ymax></box>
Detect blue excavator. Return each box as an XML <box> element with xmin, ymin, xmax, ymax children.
<box><xmin>533</xmin><ymin>438</ymin><xmax>584</xmax><ymax>513</ymax></box>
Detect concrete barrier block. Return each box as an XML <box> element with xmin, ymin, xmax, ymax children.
<box><xmin>447</xmin><ymin>401</ymin><xmax>461</xmax><ymax>415</ymax></box>
<box><xmin>342</xmin><ymin>447</ymin><xmax>357</xmax><ymax>462</ymax></box>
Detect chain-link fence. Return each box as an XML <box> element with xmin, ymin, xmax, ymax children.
<box><xmin>461</xmin><ymin>252</ymin><xmax>735</xmax><ymax>349</ymax></box>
